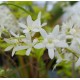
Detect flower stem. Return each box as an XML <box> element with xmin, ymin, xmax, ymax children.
<box><xmin>0</xmin><ymin>3</ymin><xmax>30</xmax><ymax>14</ymax></box>
<box><xmin>65</xmin><ymin>47</ymin><xmax>79</xmax><ymax>58</ymax></box>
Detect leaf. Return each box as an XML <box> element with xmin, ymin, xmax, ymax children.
<box><xmin>33</xmin><ymin>48</ymin><xmax>45</xmax><ymax>61</ymax></box>
<box><xmin>15</xmin><ymin>50</ymin><xmax>26</xmax><ymax>56</ymax></box>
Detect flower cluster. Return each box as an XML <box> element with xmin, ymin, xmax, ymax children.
<box><xmin>0</xmin><ymin>7</ymin><xmax>80</xmax><ymax>68</ymax></box>
<box><xmin>0</xmin><ymin>6</ymin><xmax>20</xmax><ymax>33</ymax></box>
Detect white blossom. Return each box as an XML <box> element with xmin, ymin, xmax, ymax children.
<box><xmin>18</xmin><ymin>12</ymin><xmax>47</xmax><ymax>36</ymax></box>
<box><xmin>34</xmin><ymin>25</ymin><xmax>68</xmax><ymax>59</ymax></box>
<box><xmin>4</xmin><ymin>31</ymin><xmax>28</xmax><ymax>56</ymax></box>
<box><xmin>0</xmin><ymin>6</ymin><xmax>20</xmax><ymax>33</ymax></box>
<box><xmin>22</xmin><ymin>33</ymin><xmax>38</xmax><ymax>56</ymax></box>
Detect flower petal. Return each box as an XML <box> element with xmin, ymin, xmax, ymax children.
<box><xmin>18</xmin><ymin>22</ymin><xmax>27</xmax><ymax>29</ymax></box>
<box><xmin>5</xmin><ymin>45</ymin><xmax>14</xmax><ymax>51</ymax></box>
<box><xmin>39</xmin><ymin>28</ymin><xmax>47</xmax><ymax>38</ymax></box>
<box><xmin>25</xmin><ymin>33</ymin><xmax>31</xmax><ymax>43</ymax></box>
<box><xmin>32</xmin><ymin>12</ymin><xmax>41</xmax><ymax>28</ymax></box>
<box><xmin>10</xmin><ymin>30</ymin><xmax>19</xmax><ymax>37</ymax></box>
<box><xmin>23</xmin><ymin>29</ymin><xmax>29</xmax><ymax>33</ymax></box>
<box><xmin>26</xmin><ymin>48</ymin><xmax>31</xmax><ymax>56</ymax></box>
<box><xmin>4</xmin><ymin>38</ymin><xmax>13</xmax><ymax>44</ymax></box>
<box><xmin>33</xmin><ymin>39</ymin><xmax>38</xmax><ymax>45</ymax></box>
<box><xmin>55</xmin><ymin>41</ymin><xmax>68</xmax><ymax>48</ymax></box>
<box><xmin>34</xmin><ymin>43</ymin><xmax>45</xmax><ymax>49</ymax></box>
<box><xmin>37</xmin><ymin>12</ymin><xmax>41</xmax><ymax>20</ymax></box>
<box><xmin>12</xmin><ymin>46</ymin><xmax>28</xmax><ymax>56</ymax></box>
<box><xmin>36</xmin><ymin>12</ymin><xmax>41</xmax><ymax>26</ymax></box>
<box><xmin>52</xmin><ymin>25</ymin><xmax>59</xmax><ymax>36</ymax></box>
<box><xmin>48</xmin><ymin>48</ymin><xmax>54</xmax><ymax>59</ymax></box>
<box><xmin>42</xmin><ymin>22</ymin><xmax>47</xmax><ymax>27</ymax></box>
<box><xmin>32</xmin><ymin>28</ymin><xmax>39</xmax><ymax>32</ymax></box>
<box><xmin>27</xmin><ymin>15</ymin><xmax>33</xmax><ymax>27</ymax></box>
<box><xmin>15</xmin><ymin>46</ymin><xmax>28</xmax><ymax>51</ymax></box>
<box><xmin>12</xmin><ymin>47</ymin><xmax>16</xmax><ymax>57</ymax></box>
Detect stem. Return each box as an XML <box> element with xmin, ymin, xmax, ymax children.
<box><xmin>29</xmin><ymin>57</ymin><xmax>34</xmax><ymax>77</ymax></box>
<box><xmin>47</xmin><ymin>59</ymin><xmax>54</xmax><ymax>70</ymax></box>
<box><xmin>18</xmin><ymin>56</ymin><xmax>28</xmax><ymax>77</ymax></box>
<box><xmin>0</xmin><ymin>3</ymin><xmax>30</xmax><ymax>14</ymax></box>
<box><xmin>72</xmin><ymin>54</ymin><xmax>75</xmax><ymax>78</ymax></box>
<box><xmin>65</xmin><ymin>47</ymin><xmax>79</xmax><ymax>58</ymax></box>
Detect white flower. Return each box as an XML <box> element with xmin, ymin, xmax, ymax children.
<box><xmin>34</xmin><ymin>25</ymin><xmax>68</xmax><ymax>59</ymax></box>
<box><xmin>4</xmin><ymin>31</ymin><xmax>28</xmax><ymax>56</ymax></box>
<box><xmin>18</xmin><ymin>12</ymin><xmax>47</xmax><ymax>35</ymax></box>
<box><xmin>22</xmin><ymin>33</ymin><xmax>38</xmax><ymax>56</ymax></box>
<box><xmin>4</xmin><ymin>38</ymin><xmax>28</xmax><ymax>56</ymax></box>
<box><xmin>0</xmin><ymin>6</ymin><xmax>19</xmax><ymax>33</ymax></box>
<box><xmin>61</xmin><ymin>21</ymin><xmax>80</xmax><ymax>46</ymax></box>
<box><xmin>61</xmin><ymin>21</ymin><xmax>75</xmax><ymax>36</ymax></box>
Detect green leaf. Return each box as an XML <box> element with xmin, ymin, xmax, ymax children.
<box><xmin>33</xmin><ymin>48</ymin><xmax>45</xmax><ymax>61</ymax></box>
<box><xmin>15</xmin><ymin>50</ymin><xmax>26</xmax><ymax>56</ymax></box>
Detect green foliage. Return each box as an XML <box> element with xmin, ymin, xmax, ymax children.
<box><xmin>57</xmin><ymin>61</ymin><xmax>72</xmax><ymax>78</ymax></box>
<box><xmin>0</xmin><ymin>68</ymin><xmax>13</xmax><ymax>78</ymax></box>
<box><xmin>33</xmin><ymin>48</ymin><xmax>45</xmax><ymax>61</ymax></box>
<box><xmin>0</xmin><ymin>38</ymin><xmax>10</xmax><ymax>54</ymax></box>
<box><xmin>16</xmin><ymin>50</ymin><xmax>26</xmax><ymax>56</ymax></box>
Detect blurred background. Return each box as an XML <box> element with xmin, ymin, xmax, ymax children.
<box><xmin>0</xmin><ymin>1</ymin><xmax>80</xmax><ymax>78</ymax></box>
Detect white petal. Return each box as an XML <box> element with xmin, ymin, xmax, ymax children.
<box><xmin>52</xmin><ymin>25</ymin><xmax>59</xmax><ymax>36</ymax></box>
<box><xmin>33</xmin><ymin>19</ymin><xmax>41</xmax><ymax>28</ymax></box>
<box><xmin>39</xmin><ymin>28</ymin><xmax>47</xmax><ymax>38</ymax></box>
<box><xmin>75</xmin><ymin>57</ymin><xmax>80</xmax><ymax>67</ymax></box>
<box><xmin>18</xmin><ymin>23</ymin><xmax>27</xmax><ymax>29</ymax></box>
<box><xmin>38</xmin><ymin>12</ymin><xmax>41</xmax><ymax>20</ymax></box>
<box><xmin>55</xmin><ymin>41</ymin><xmax>68</xmax><ymax>48</ymax></box>
<box><xmin>23</xmin><ymin>29</ymin><xmax>29</xmax><ymax>33</ymax></box>
<box><xmin>48</xmin><ymin>48</ymin><xmax>54</xmax><ymax>59</ymax></box>
<box><xmin>26</xmin><ymin>48</ymin><xmax>31</xmax><ymax>56</ymax></box>
<box><xmin>12</xmin><ymin>47</ymin><xmax>16</xmax><ymax>57</ymax></box>
<box><xmin>14</xmin><ymin>46</ymin><xmax>28</xmax><ymax>51</ymax></box>
<box><xmin>36</xmin><ymin>12</ymin><xmax>41</xmax><ymax>26</ymax></box>
<box><xmin>34</xmin><ymin>43</ymin><xmax>45</xmax><ymax>49</ymax></box>
<box><xmin>32</xmin><ymin>28</ymin><xmax>40</xmax><ymax>32</ymax></box>
<box><xmin>12</xmin><ymin>46</ymin><xmax>28</xmax><ymax>56</ymax></box>
<box><xmin>10</xmin><ymin>30</ymin><xmax>19</xmax><ymax>37</ymax></box>
<box><xmin>27</xmin><ymin>15</ymin><xmax>33</xmax><ymax>27</ymax></box>
<box><xmin>42</xmin><ymin>22</ymin><xmax>47</xmax><ymax>27</ymax></box>
<box><xmin>32</xmin><ymin>12</ymin><xmax>41</xmax><ymax>28</ymax></box>
<box><xmin>4</xmin><ymin>38</ymin><xmax>13</xmax><ymax>44</ymax></box>
<box><xmin>56</xmin><ymin>58</ymin><xmax>62</xmax><ymax>64</ymax></box>
<box><xmin>33</xmin><ymin>39</ymin><xmax>38</xmax><ymax>44</ymax></box>
<box><xmin>25</xmin><ymin>33</ymin><xmax>31</xmax><ymax>42</ymax></box>
<box><xmin>5</xmin><ymin>45</ymin><xmax>14</xmax><ymax>51</ymax></box>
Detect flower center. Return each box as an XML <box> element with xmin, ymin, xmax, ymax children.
<box><xmin>48</xmin><ymin>39</ymin><xmax>53</xmax><ymax>44</ymax></box>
